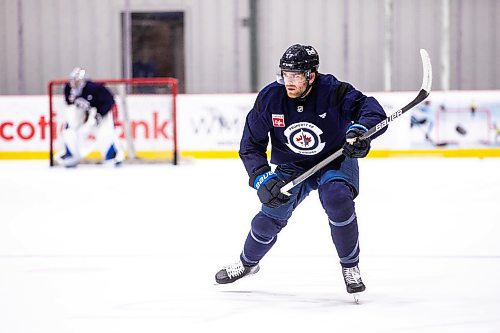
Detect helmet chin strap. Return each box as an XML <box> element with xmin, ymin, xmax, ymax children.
<box><xmin>296</xmin><ymin>71</ymin><xmax>314</xmax><ymax>100</ymax></box>
<box><xmin>296</xmin><ymin>83</ymin><xmax>312</xmax><ymax>100</ymax></box>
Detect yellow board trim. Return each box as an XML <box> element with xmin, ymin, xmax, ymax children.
<box><xmin>366</xmin><ymin>148</ymin><xmax>500</xmax><ymax>158</ymax></box>
<box><xmin>183</xmin><ymin>149</ymin><xmax>500</xmax><ymax>158</ymax></box>
<box><xmin>1</xmin><ymin>148</ymin><xmax>499</xmax><ymax>160</ymax></box>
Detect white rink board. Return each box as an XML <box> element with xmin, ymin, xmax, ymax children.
<box><xmin>0</xmin><ymin>91</ymin><xmax>499</xmax><ymax>154</ymax></box>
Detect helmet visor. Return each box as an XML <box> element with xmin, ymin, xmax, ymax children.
<box><xmin>281</xmin><ymin>71</ymin><xmax>307</xmax><ymax>84</ymax></box>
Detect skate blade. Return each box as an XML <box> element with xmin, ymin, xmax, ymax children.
<box><xmin>352</xmin><ymin>293</ymin><xmax>360</xmax><ymax>304</ymax></box>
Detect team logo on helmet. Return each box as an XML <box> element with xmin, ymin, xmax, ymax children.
<box><xmin>284</xmin><ymin>122</ymin><xmax>325</xmax><ymax>155</ymax></box>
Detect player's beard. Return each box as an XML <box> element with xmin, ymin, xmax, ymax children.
<box><xmin>285</xmin><ymin>83</ymin><xmax>307</xmax><ymax>99</ymax></box>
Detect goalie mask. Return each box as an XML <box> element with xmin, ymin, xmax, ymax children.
<box><xmin>277</xmin><ymin>44</ymin><xmax>319</xmax><ymax>85</ymax></box>
<box><xmin>69</xmin><ymin>67</ymin><xmax>86</xmax><ymax>89</ymax></box>
<box><xmin>69</xmin><ymin>67</ymin><xmax>87</xmax><ymax>98</ymax></box>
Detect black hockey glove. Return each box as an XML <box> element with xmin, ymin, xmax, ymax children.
<box><xmin>343</xmin><ymin>124</ymin><xmax>371</xmax><ymax>158</ymax></box>
<box><xmin>249</xmin><ymin>166</ymin><xmax>290</xmax><ymax>208</ymax></box>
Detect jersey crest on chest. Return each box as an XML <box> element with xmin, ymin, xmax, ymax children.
<box><xmin>284</xmin><ymin>121</ymin><xmax>325</xmax><ymax>155</ymax></box>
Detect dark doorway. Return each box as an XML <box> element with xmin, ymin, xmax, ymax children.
<box><xmin>122</xmin><ymin>12</ymin><xmax>185</xmax><ymax>92</ymax></box>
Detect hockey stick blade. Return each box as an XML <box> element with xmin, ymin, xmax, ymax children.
<box><xmin>280</xmin><ymin>49</ymin><xmax>432</xmax><ymax>196</ymax></box>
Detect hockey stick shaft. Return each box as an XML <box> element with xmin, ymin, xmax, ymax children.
<box><xmin>280</xmin><ymin>49</ymin><xmax>432</xmax><ymax>195</ymax></box>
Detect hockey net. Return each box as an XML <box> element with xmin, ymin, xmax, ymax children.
<box><xmin>435</xmin><ymin>107</ymin><xmax>492</xmax><ymax>146</ymax></box>
<box><xmin>48</xmin><ymin>77</ymin><xmax>178</xmax><ymax>166</ymax></box>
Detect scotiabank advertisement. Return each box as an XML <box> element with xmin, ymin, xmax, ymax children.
<box><xmin>0</xmin><ymin>92</ymin><xmax>499</xmax><ymax>158</ymax></box>
<box><xmin>0</xmin><ymin>96</ymin><xmax>54</xmax><ymax>151</ymax></box>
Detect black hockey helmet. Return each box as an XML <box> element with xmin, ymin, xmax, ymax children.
<box><xmin>279</xmin><ymin>44</ymin><xmax>319</xmax><ymax>72</ymax></box>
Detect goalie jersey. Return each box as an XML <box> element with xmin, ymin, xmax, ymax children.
<box><xmin>239</xmin><ymin>73</ymin><xmax>388</xmax><ymax>175</ymax></box>
<box><xmin>64</xmin><ymin>81</ymin><xmax>115</xmax><ymax>117</ymax></box>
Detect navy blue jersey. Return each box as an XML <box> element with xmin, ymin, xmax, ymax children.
<box><xmin>64</xmin><ymin>81</ymin><xmax>115</xmax><ymax>117</ymax></box>
<box><xmin>239</xmin><ymin>73</ymin><xmax>388</xmax><ymax>176</ymax></box>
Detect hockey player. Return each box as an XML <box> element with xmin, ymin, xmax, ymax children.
<box><xmin>55</xmin><ymin>67</ymin><xmax>124</xmax><ymax>167</ymax></box>
<box><xmin>411</xmin><ymin>100</ymin><xmax>434</xmax><ymax>144</ymax></box>
<box><xmin>215</xmin><ymin>44</ymin><xmax>388</xmax><ymax>299</ymax></box>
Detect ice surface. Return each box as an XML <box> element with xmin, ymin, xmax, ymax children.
<box><xmin>0</xmin><ymin>158</ymin><xmax>499</xmax><ymax>332</ymax></box>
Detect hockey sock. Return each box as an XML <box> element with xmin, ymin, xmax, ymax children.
<box><xmin>240</xmin><ymin>211</ymin><xmax>287</xmax><ymax>266</ymax></box>
<box><xmin>319</xmin><ymin>181</ymin><xmax>360</xmax><ymax>268</ymax></box>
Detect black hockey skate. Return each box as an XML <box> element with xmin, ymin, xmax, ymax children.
<box><xmin>215</xmin><ymin>261</ymin><xmax>260</xmax><ymax>284</ymax></box>
<box><xmin>342</xmin><ymin>265</ymin><xmax>366</xmax><ymax>303</ymax></box>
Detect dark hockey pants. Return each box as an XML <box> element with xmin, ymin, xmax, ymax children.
<box><xmin>240</xmin><ymin>181</ymin><xmax>360</xmax><ymax>268</ymax></box>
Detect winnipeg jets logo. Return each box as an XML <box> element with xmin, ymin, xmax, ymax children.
<box><xmin>319</xmin><ymin>112</ymin><xmax>326</xmax><ymax>118</ymax></box>
<box><xmin>284</xmin><ymin>122</ymin><xmax>325</xmax><ymax>155</ymax></box>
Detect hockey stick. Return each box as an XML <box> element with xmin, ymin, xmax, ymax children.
<box><xmin>280</xmin><ymin>48</ymin><xmax>432</xmax><ymax>196</ymax></box>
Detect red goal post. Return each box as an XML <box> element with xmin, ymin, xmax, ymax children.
<box><xmin>48</xmin><ymin>77</ymin><xmax>178</xmax><ymax>166</ymax></box>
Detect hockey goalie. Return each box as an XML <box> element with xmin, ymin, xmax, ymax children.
<box><xmin>55</xmin><ymin>67</ymin><xmax>124</xmax><ymax>167</ymax></box>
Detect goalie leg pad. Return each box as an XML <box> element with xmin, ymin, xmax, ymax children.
<box><xmin>58</xmin><ymin>105</ymin><xmax>99</xmax><ymax>164</ymax></box>
<box><xmin>105</xmin><ymin>144</ymin><xmax>118</xmax><ymax>160</ymax></box>
<box><xmin>94</xmin><ymin>113</ymin><xmax>125</xmax><ymax>164</ymax></box>
<box><xmin>240</xmin><ymin>212</ymin><xmax>287</xmax><ymax>265</ymax></box>
<box><xmin>319</xmin><ymin>181</ymin><xmax>360</xmax><ymax>268</ymax></box>
<box><xmin>54</xmin><ymin>143</ymin><xmax>80</xmax><ymax>167</ymax></box>
<box><xmin>56</xmin><ymin>127</ymin><xmax>84</xmax><ymax>167</ymax></box>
